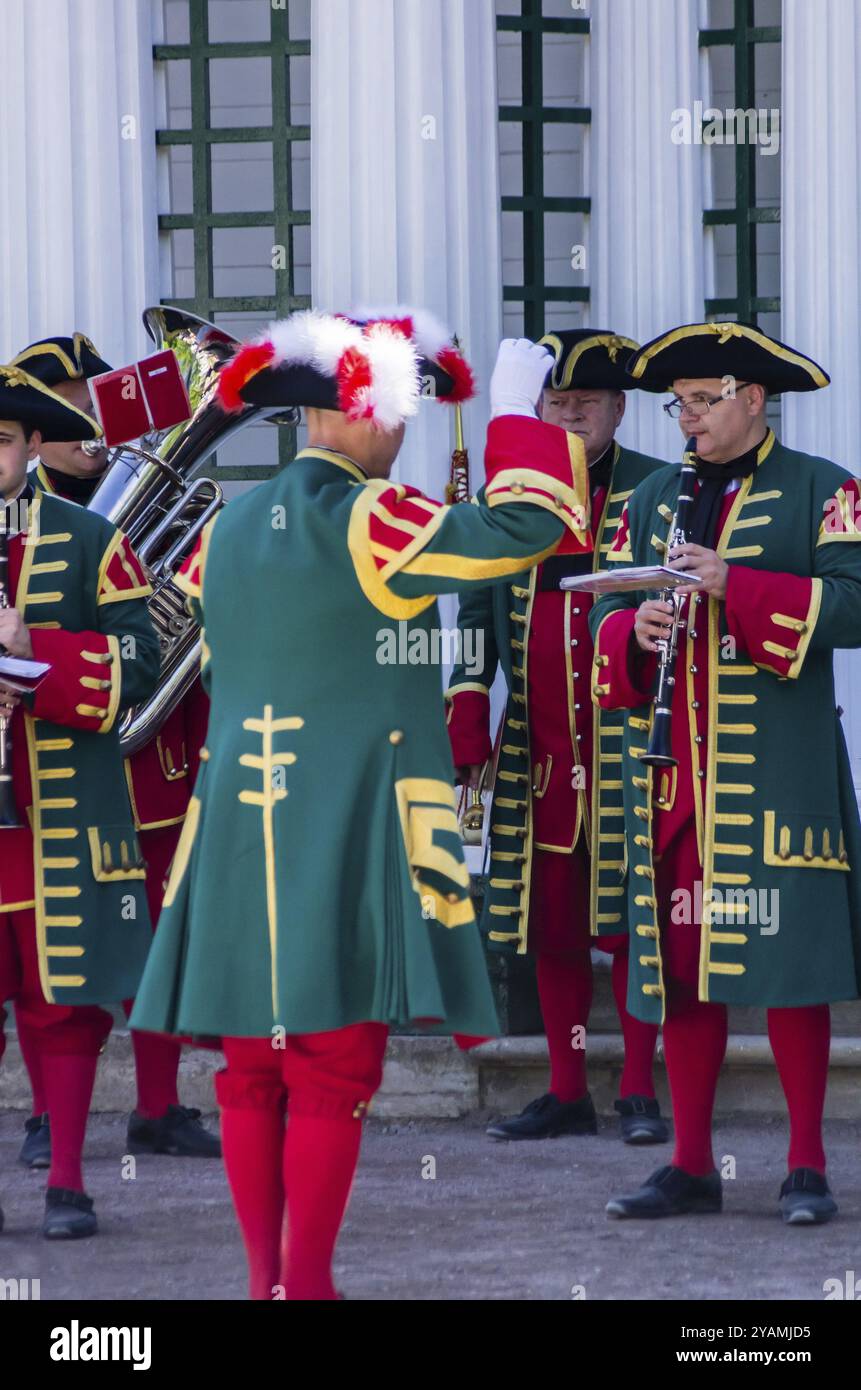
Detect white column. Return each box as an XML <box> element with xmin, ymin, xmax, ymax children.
<box><xmin>781</xmin><ymin>0</ymin><xmax>860</xmax><ymax>469</ymax></box>
<box><xmin>590</xmin><ymin>0</ymin><xmax>707</xmax><ymax>465</ymax></box>
<box><xmin>781</xmin><ymin>0</ymin><xmax>861</xmax><ymax>790</ymax></box>
<box><xmin>0</xmin><ymin>0</ymin><xmax>160</xmax><ymax>367</ymax></box>
<box><xmin>311</xmin><ymin>0</ymin><xmax>503</xmax><ymax>499</ymax></box>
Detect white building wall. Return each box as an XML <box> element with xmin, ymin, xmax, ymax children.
<box><xmin>311</xmin><ymin>0</ymin><xmax>503</xmax><ymax>504</ymax></box>
<box><xmin>0</xmin><ymin>0</ymin><xmax>160</xmax><ymax>366</ymax></box>
<box><xmin>781</xmin><ymin>0</ymin><xmax>861</xmax><ymax>791</ymax></box>
<box><xmin>158</xmin><ymin>0</ymin><xmax>312</xmax><ymax>477</ymax></box>
<box><xmin>590</xmin><ymin>0</ymin><xmax>706</xmax><ymax>464</ymax></box>
<box><xmin>497</xmin><ymin>0</ymin><xmax>589</xmax><ymax>341</ymax></box>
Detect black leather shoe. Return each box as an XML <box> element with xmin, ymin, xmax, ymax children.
<box><xmin>606</xmin><ymin>1164</ymin><xmax>722</xmax><ymax>1219</ymax></box>
<box><xmin>614</xmin><ymin>1095</ymin><xmax>669</xmax><ymax>1145</ymax></box>
<box><xmin>486</xmin><ymin>1092</ymin><xmax>597</xmax><ymax>1141</ymax></box>
<box><xmin>43</xmin><ymin>1188</ymin><xmax>97</xmax><ymax>1240</ymax></box>
<box><xmin>18</xmin><ymin>1113</ymin><xmax>51</xmax><ymax>1169</ymax></box>
<box><xmin>127</xmin><ymin>1105</ymin><xmax>221</xmax><ymax>1158</ymax></box>
<box><xmin>779</xmin><ymin>1168</ymin><xmax>837</xmax><ymax>1226</ymax></box>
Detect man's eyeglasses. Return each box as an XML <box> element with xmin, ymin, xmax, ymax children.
<box><xmin>663</xmin><ymin>383</ymin><xmax>752</xmax><ymax>420</ymax></box>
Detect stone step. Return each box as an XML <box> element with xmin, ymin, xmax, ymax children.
<box><xmin>466</xmin><ymin>1034</ymin><xmax>861</xmax><ymax>1123</ymax></box>
<box><xmin>2</xmin><ymin>1029</ymin><xmax>861</xmax><ymax>1122</ymax></box>
<box><xmin>586</xmin><ymin>954</ymin><xmax>861</xmax><ymax>1037</ymax></box>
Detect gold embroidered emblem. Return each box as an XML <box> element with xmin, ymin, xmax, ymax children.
<box><xmin>238</xmin><ymin>706</ymin><xmax>305</xmax><ymax>1018</ymax></box>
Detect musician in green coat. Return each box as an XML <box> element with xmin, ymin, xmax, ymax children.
<box><xmin>446</xmin><ymin>330</ymin><xmax>668</xmax><ymax>1145</ymax></box>
<box><xmin>589</xmin><ymin>323</ymin><xmax>861</xmax><ymax>1225</ymax></box>
<box><xmin>0</xmin><ymin>365</ymin><xmax>159</xmax><ymax>1239</ymax></box>
<box><xmin>131</xmin><ymin>316</ymin><xmax>593</xmax><ymax>1299</ymax></box>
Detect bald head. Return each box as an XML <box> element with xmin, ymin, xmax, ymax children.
<box><xmin>304</xmin><ymin>409</ymin><xmax>406</xmax><ymax>479</ymax></box>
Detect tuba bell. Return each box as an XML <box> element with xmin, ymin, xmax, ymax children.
<box><xmin>87</xmin><ymin>306</ymin><xmax>294</xmax><ymax>756</ymax></box>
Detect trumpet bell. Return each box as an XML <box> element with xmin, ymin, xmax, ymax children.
<box><xmin>459</xmin><ymin>784</ymin><xmax>486</xmax><ymax>845</ymax></box>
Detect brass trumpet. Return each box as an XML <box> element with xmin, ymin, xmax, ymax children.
<box><xmin>459</xmin><ymin>763</ymin><xmax>488</xmax><ymax>845</ymax></box>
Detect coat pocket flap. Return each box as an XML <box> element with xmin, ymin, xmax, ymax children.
<box><xmin>88</xmin><ymin>825</ymin><xmax>147</xmax><ymax>882</ymax></box>
<box><xmin>763</xmin><ymin>810</ymin><xmax>849</xmax><ymax>871</ymax></box>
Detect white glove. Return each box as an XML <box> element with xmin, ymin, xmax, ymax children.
<box><xmin>489</xmin><ymin>338</ymin><xmax>553</xmax><ymax>420</ymax></box>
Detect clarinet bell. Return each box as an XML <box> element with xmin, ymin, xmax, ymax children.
<box><xmin>639</xmin><ymin>711</ymin><xmax>678</xmax><ymax>769</ymax></box>
<box><xmin>0</xmin><ymin>772</ymin><xmax>21</xmax><ymax>828</ymax></box>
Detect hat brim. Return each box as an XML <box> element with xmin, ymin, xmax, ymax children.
<box><xmin>0</xmin><ymin>370</ymin><xmax>102</xmax><ymax>442</ymax></box>
<box><xmin>627</xmin><ymin>324</ymin><xmax>830</xmax><ymax>393</ymax></box>
<box><xmin>10</xmin><ymin>338</ymin><xmax>112</xmax><ymax>389</ymax></box>
<box><xmin>540</xmin><ymin>331</ymin><xmax>665</xmax><ymax>393</ymax></box>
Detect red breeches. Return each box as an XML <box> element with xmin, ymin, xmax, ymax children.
<box><xmin>0</xmin><ymin>909</ymin><xmax>112</xmax><ymax>1056</ymax></box>
<box><xmin>528</xmin><ymin>846</ymin><xmax>658</xmax><ymax>1101</ymax></box>
<box><xmin>217</xmin><ymin>1023</ymin><xmax>389</xmax><ymax>1300</ymax></box>
<box><xmin>219</xmin><ymin>1022</ymin><xmax>389</xmax><ymax>1119</ymax></box>
<box><xmin>0</xmin><ymin>909</ymin><xmax>111</xmax><ymax>1192</ymax></box>
<box><xmin>655</xmin><ymin>826</ymin><xmax>831</xmax><ymax>1174</ymax></box>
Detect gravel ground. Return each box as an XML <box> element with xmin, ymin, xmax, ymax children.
<box><xmin>1</xmin><ymin>1110</ymin><xmax>859</xmax><ymax>1301</ymax></box>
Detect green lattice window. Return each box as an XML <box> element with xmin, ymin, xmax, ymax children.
<box><xmin>497</xmin><ymin>0</ymin><xmax>591</xmax><ymax>340</ymax></box>
<box><xmin>700</xmin><ymin>0</ymin><xmax>781</xmax><ymax>336</ymax></box>
<box><xmin>155</xmin><ymin>0</ymin><xmax>310</xmax><ymax>478</ymax></box>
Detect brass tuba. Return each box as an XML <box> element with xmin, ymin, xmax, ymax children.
<box><xmin>87</xmin><ymin>306</ymin><xmax>286</xmax><ymax>756</ymax></box>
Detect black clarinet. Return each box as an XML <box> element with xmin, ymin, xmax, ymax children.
<box><xmin>0</xmin><ymin>518</ymin><xmax>21</xmax><ymax>827</ymax></box>
<box><xmin>640</xmin><ymin>438</ymin><xmax>699</xmax><ymax>769</ymax></box>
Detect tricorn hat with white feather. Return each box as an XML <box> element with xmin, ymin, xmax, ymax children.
<box><xmin>217</xmin><ymin>308</ymin><xmax>475</xmax><ymax>430</ymax></box>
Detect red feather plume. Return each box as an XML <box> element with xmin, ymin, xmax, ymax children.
<box><xmin>336</xmin><ymin>346</ymin><xmax>374</xmax><ymax>419</ymax></box>
<box><xmin>435</xmin><ymin>347</ymin><xmax>476</xmax><ymax>404</ymax></box>
<box><xmin>217</xmin><ymin>341</ymin><xmax>276</xmax><ymax>412</ymax></box>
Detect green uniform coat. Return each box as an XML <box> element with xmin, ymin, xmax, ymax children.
<box><xmin>589</xmin><ymin>433</ymin><xmax>861</xmax><ymax>1022</ymax></box>
<box><xmin>14</xmin><ymin>489</ymin><xmax>160</xmax><ymax>1006</ymax></box>
<box><xmin>446</xmin><ymin>444</ymin><xmax>663</xmax><ymax>951</ymax></box>
<box><xmin>131</xmin><ymin>418</ymin><xmax>592</xmax><ymax>1037</ymax></box>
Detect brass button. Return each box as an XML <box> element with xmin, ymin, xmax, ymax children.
<box><xmin>689</xmin><ymin>629</ymin><xmax>698</xmax><ymax>639</ymax></box>
<box><xmin>446</xmin><ymin>892</ymin><xmax>459</xmax><ymax>904</ymax></box>
<box><xmin>553</xmin><ymin>494</ymin><xmax>565</xmax><ymax>508</ymax></box>
<box><xmin>573</xmin><ymin>607</ymin><xmax>581</xmax><ymax>616</ymax></box>
<box><xmin>691</xmin><ymin>701</ymin><xmax>700</xmax><ymax>710</ymax></box>
<box><xmin>511</xmin><ymin>482</ymin><xmax>525</xmax><ymax>495</ymax></box>
<box><xmin>697</xmin><ymin>770</ymin><xmax>705</xmax><ymax>778</ymax></box>
<box><xmin>389</xmin><ymin>730</ymin><xmax>404</xmax><ymax>745</ymax></box>
<box><xmin>571</xmin><ymin>639</ymin><xmax>578</xmax><ymax>647</ymax></box>
<box><xmin>690</xmin><ymin>665</ymin><xmax>698</xmax><ymax>674</ymax></box>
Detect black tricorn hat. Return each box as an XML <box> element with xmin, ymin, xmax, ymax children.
<box><xmin>626</xmin><ymin>322</ymin><xmax>830</xmax><ymax>393</ymax></box>
<box><xmin>538</xmin><ymin>329</ymin><xmax>664</xmax><ymax>393</ymax></box>
<box><xmin>10</xmin><ymin>332</ymin><xmax>113</xmax><ymax>388</ymax></box>
<box><xmin>236</xmin><ymin>359</ymin><xmax>462</xmax><ymax>412</ymax></box>
<box><xmin>218</xmin><ymin>308</ymin><xmax>475</xmax><ymax>428</ymax></box>
<box><xmin>0</xmin><ymin>365</ymin><xmax>102</xmax><ymax>442</ymax></box>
